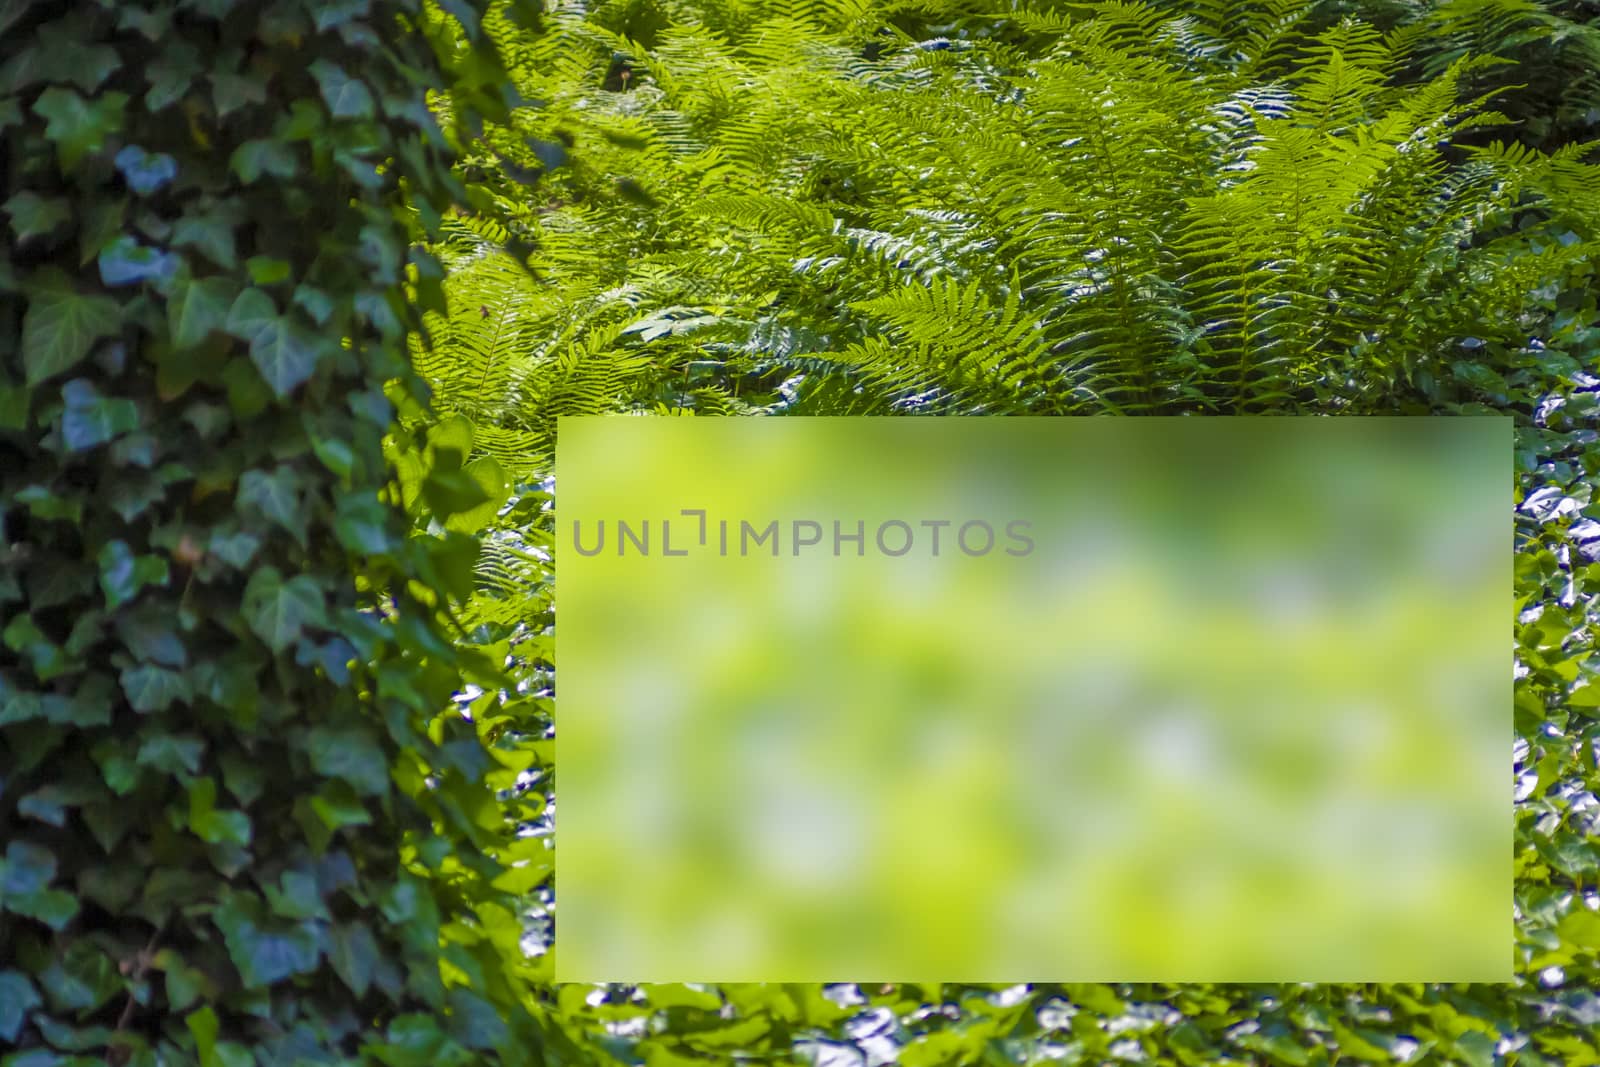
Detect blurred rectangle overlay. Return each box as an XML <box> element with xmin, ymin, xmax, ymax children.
<box><xmin>556</xmin><ymin>416</ymin><xmax>1510</xmax><ymax>983</ymax></box>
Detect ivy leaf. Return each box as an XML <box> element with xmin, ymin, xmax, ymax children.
<box><xmin>0</xmin><ymin>971</ymin><xmax>41</xmax><ymax>1042</ymax></box>
<box><xmin>314</xmin><ymin>0</ymin><xmax>371</xmax><ymax>31</ymax></box>
<box><xmin>229</xmin><ymin>139</ymin><xmax>297</xmax><ymax>183</ymax></box>
<box><xmin>376</xmin><ymin>1014</ymin><xmax>455</xmax><ymax>1066</ymax></box>
<box><xmin>121</xmin><ymin>665</ymin><xmax>192</xmax><ymax>713</ymax></box>
<box><xmin>225</xmin><ymin>287</ymin><xmax>278</xmax><ymax>343</ymax></box>
<box><xmin>306</xmin><ymin>727</ymin><xmax>389</xmax><ymax>796</ymax></box>
<box><xmin>0</xmin><ymin>841</ymin><xmax>56</xmax><ymax>896</ymax></box>
<box><xmin>7</xmin><ymin>887</ymin><xmax>79</xmax><ymax>929</ymax></box>
<box><xmin>447</xmin><ymin>989</ymin><xmax>510</xmax><ymax>1052</ymax></box>
<box><xmin>98</xmin><ymin>539</ymin><xmax>169</xmax><ymax>609</ymax></box>
<box><xmin>32</xmin><ymin>87</ymin><xmax>128</xmax><ymax>169</ymax></box>
<box><xmin>242</xmin><ymin>567</ymin><xmax>326</xmax><ymax>651</ymax></box>
<box><xmin>160</xmin><ymin>953</ymin><xmax>206</xmax><ymax>1011</ymax></box>
<box><xmin>1</xmin><ymin>614</ymin><xmax>67</xmax><ymax>680</ymax></box>
<box><xmin>38</xmin><ymin>940</ymin><xmax>118</xmax><ymax>1012</ymax></box>
<box><xmin>310</xmin><ymin>434</ymin><xmax>355</xmax><ymax>479</ymax></box>
<box><xmin>114</xmin><ymin>145</ymin><xmax>179</xmax><ymax>195</ymax></box>
<box><xmin>99</xmin><ymin>234</ymin><xmax>181</xmax><ymax>288</ymax></box>
<box><xmin>335</xmin><ymin>494</ymin><xmax>392</xmax><ymax>554</ymax></box>
<box><xmin>0</xmin><ymin>842</ymin><xmax>77</xmax><ymax>930</ymax></box>
<box><xmin>144</xmin><ymin>39</ymin><xmax>201</xmax><ymax>111</ymax></box>
<box><xmin>172</xmin><ymin>211</ymin><xmax>239</xmax><ymax>269</ymax></box>
<box><xmin>249</xmin><ymin>317</ymin><xmax>324</xmax><ymax>397</ymax></box>
<box><xmin>21</xmin><ymin>271</ymin><xmax>122</xmax><ymax>385</ymax></box>
<box><xmin>136</xmin><ymin>732</ymin><xmax>205</xmax><ymax>775</ymax></box>
<box><xmin>308</xmin><ymin>781</ymin><xmax>372</xmax><ymax>832</ymax></box>
<box><xmin>207</xmin><ymin>528</ymin><xmax>261</xmax><ymax>568</ymax></box>
<box><xmin>211</xmin><ymin>71</ymin><xmax>268</xmax><ymax>117</ymax></box>
<box><xmin>114</xmin><ymin>604</ymin><xmax>187</xmax><ymax>662</ymax></box>
<box><xmin>309</xmin><ymin>59</ymin><xmax>376</xmax><ymax>119</ymax></box>
<box><xmin>61</xmin><ymin>378</ymin><xmax>138</xmax><ymax>451</ymax></box>
<box><xmin>443</xmin><ymin>456</ymin><xmax>510</xmax><ymax>534</ymax></box>
<box><xmin>422</xmin><ymin>468</ymin><xmax>491</xmax><ymax>519</ymax></box>
<box><xmin>168</xmin><ymin>275</ymin><xmax>234</xmax><ymax>349</ymax></box>
<box><xmin>236</xmin><ymin>466</ymin><xmax>306</xmax><ymax>543</ymax></box>
<box><xmin>212</xmin><ymin>891</ymin><xmax>320</xmax><ymax>989</ymax></box>
<box><xmin>4</xmin><ymin>191</ymin><xmax>71</xmax><ymax>243</ymax></box>
<box><xmin>327</xmin><ymin>921</ymin><xmax>378</xmax><ymax>996</ymax></box>
<box><xmin>295</xmin><ymin>284</ymin><xmax>336</xmax><ymax>325</ymax></box>
<box><xmin>0</xmin><ymin>16</ymin><xmax>120</xmax><ymax>94</ymax></box>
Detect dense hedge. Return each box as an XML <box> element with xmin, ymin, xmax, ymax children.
<box><xmin>0</xmin><ymin>2</ymin><xmax>556</xmax><ymax>1064</ymax></box>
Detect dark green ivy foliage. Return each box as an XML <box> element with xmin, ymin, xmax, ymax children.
<box><xmin>0</xmin><ymin>1</ymin><xmax>564</xmax><ymax>1065</ymax></box>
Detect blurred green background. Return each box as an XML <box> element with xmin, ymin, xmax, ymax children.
<box><xmin>559</xmin><ymin>417</ymin><xmax>1509</xmax><ymax>982</ymax></box>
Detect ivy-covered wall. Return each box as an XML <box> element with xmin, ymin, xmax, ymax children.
<box><xmin>0</xmin><ymin>2</ymin><xmax>552</xmax><ymax>1063</ymax></box>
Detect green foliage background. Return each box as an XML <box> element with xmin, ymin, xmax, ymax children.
<box><xmin>5</xmin><ymin>0</ymin><xmax>1600</xmax><ymax>1064</ymax></box>
<box><xmin>422</xmin><ymin>0</ymin><xmax>1600</xmax><ymax>1064</ymax></box>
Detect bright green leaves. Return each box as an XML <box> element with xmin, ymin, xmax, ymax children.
<box><xmin>422</xmin><ymin>465</ymin><xmax>493</xmax><ymax>521</ymax></box>
<box><xmin>21</xmin><ymin>270</ymin><xmax>121</xmax><ymax>385</ymax></box>
<box><xmin>32</xmin><ymin>87</ymin><xmax>128</xmax><ymax>170</ymax></box>
<box><xmin>212</xmin><ymin>890</ymin><xmax>319</xmax><ymax>989</ymax></box>
<box><xmin>389</xmin><ymin>414</ymin><xmax>508</xmax><ymax>534</ymax></box>
<box><xmin>241</xmin><ymin>567</ymin><xmax>326</xmax><ymax>651</ymax></box>
<box><xmin>444</xmin><ymin>456</ymin><xmax>509</xmax><ymax>534</ymax></box>
<box><xmin>425</xmin><ymin>411</ymin><xmax>473</xmax><ymax>460</ymax></box>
